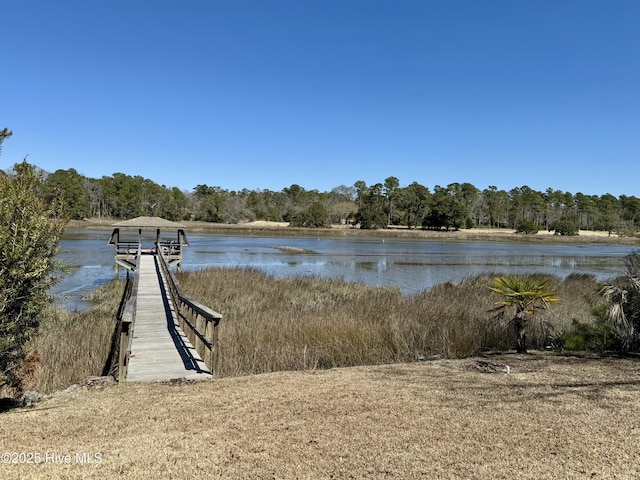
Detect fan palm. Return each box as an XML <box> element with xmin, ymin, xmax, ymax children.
<box><xmin>600</xmin><ymin>252</ymin><xmax>640</xmax><ymax>351</ymax></box>
<box><xmin>489</xmin><ymin>276</ymin><xmax>559</xmax><ymax>353</ymax></box>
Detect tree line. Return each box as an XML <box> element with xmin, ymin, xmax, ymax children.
<box><xmin>14</xmin><ymin>165</ymin><xmax>640</xmax><ymax>235</ymax></box>
<box><xmin>3</xmin><ymin>124</ymin><xmax>640</xmax><ymax>397</ymax></box>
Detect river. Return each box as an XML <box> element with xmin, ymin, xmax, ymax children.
<box><xmin>53</xmin><ymin>229</ymin><xmax>637</xmax><ymax>310</ymax></box>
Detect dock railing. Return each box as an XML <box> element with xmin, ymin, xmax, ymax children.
<box><xmin>155</xmin><ymin>242</ymin><xmax>222</xmax><ymax>377</ymax></box>
<box><xmin>116</xmin><ymin>244</ymin><xmax>141</xmax><ymax>382</ymax></box>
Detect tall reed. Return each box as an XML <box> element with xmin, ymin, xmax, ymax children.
<box><xmin>20</xmin><ymin>268</ymin><xmax>605</xmax><ymax>392</ymax></box>
<box><xmin>177</xmin><ymin>268</ymin><xmax>603</xmax><ymax>377</ymax></box>
<box><xmin>21</xmin><ymin>280</ymin><xmax>124</xmax><ymax>393</ymax></box>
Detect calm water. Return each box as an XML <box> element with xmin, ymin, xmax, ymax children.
<box><xmin>53</xmin><ymin>229</ymin><xmax>637</xmax><ymax>310</ymax></box>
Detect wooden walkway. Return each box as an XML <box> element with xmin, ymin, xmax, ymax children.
<box><xmin>126</xmin><ymin>254</ymin><xmax>212</xmax><ymax>382</ymax></box>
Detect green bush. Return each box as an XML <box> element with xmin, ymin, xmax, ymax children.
<box><xmin>289</xmin><ymin>202</ymin><xmax>331</xmax><ymax>228</ymax></box>
<box><xmin>515</xmin><ymin>219</ymin><xmax>539</xmax><ymax>234</ymax></box>
<box><xmin>465</xmin><ymin>217</ymin><xmax>474</xmax><ymax>229</ymax></box>
<box><xmin>550</xmin><ymin>218</ymin><xmax>579</xmax><ymax>236</ymax></box>
<box><xmin>0</xmin><ymin>161</ymin><xmax>67</xmax><ymax>391</ymax></box>
<box><xmin>557</xmin><ymin>317</ymin><xmax>619</xmax><ymax>352</ymax></box>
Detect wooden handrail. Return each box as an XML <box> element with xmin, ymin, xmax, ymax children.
<box><xmin>117</xmin><ymin>244</ymin><xmax>141</xmax><ymax>382</ymax></box>
<box><xmin>155</xmin><ymin>242</ymin><xmax>221</xmax><ymax>376</ymax></box>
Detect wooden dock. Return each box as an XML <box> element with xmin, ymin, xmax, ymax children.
<box><xmin>125</xmin><ymin>254</ymin><xmax>212</xmax><ymax>382</ymax></box>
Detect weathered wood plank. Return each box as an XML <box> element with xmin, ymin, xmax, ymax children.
<box><xmin>126</xmin><ymin>254</ymin><xmax>212</xmax><ymax>382</ymax></box>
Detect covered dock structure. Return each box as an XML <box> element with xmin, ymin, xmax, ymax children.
<box><xmin>107</xmin><ymin>216</ymin><xmax>220</xmax><ymax>382</ymax></box>
<box><xmin>108</xmin><ymin>216</ymin><xmax>189</xmax><ymax>276</ymax></box>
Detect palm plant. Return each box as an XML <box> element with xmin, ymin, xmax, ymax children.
<box><xmin>489</xmin><ymin>276</ymin><xmax>559</xmax><ymax>353</ymax></box>
<box><xmin>600</xmin><ymin>252</ymin><xmax>640</xmax><ymax>351</ymax></box>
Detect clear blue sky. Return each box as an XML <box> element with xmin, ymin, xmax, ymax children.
<box><xmin>2</xmin><ymin>1</ymin><xmax>638</xmax><ymax>196</ymax></box>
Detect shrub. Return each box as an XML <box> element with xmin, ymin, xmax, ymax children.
<box><xmin>0</xmin><ymin>161</ymin><xmax>67</xmax><ymax>391</ymax></box>
<box><xmin>289</xmin><ymin>202</ymin><xmax>331</xmax><ymax>228</ymax></box>
<box><xmin>550</xmin><ymin>218</ymin><xmax>579</xmax><ymax>236</ymax></box>
<box><xmin>515</xmin><ymin>219</ymin><xmax>539</xmax><ymax>234</ymax></box>
<box><xmin>557</xmin><ymin>318</ymin><xmax>619</xmax><ymax>352</ymax></box>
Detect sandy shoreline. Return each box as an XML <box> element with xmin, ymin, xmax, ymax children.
<box><xmin>70</xmin><ymin>218</ymin><xmax>640</xmax><ymax>245</ymax></box>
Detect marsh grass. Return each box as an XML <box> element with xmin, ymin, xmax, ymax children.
<box><xmin>19</xmin><ymin>280</ymin><xmax>124</xmax><ymax>394</ymax></box>
<box><xmin>19</xmin><ymin>268</ymin><xmax>606</xmax><ymax>392</ymax></box>
<box><xmin>177</xmin><ymin>267</ymin><xmax>605</xmax><ymax>377</ymax></box>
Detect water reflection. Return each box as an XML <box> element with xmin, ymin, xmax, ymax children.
<box><xmin>53</xmin><ymin>229</ymin><xmax>637</xmax><ymax>310</ymax></box>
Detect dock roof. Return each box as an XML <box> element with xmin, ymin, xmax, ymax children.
<box><xmin>111</xmin><ymin>216</ymin><xmax>186</xmax><ymax>229</ymax></box>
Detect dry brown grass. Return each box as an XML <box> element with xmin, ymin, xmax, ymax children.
<box><xmin>1</xmin><ymin>352</ymin><xmax>639</xmax><ymax>479</ymax></box>
<box><xmin>17</xmin><ymin>265</ymin><xmax>607</xmax><ymax>397</ymax></box>
<box><xmin>18</xmin><ymin>280</ymin><xmax>123</xmax><ymax>394</ymax></box>
<box><xmin>176</xmin><ymin>268</ymin><xmax>605</xmax><ymax>378</ymax></box>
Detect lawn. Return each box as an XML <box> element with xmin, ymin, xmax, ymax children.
<box><xmin>2</xmin><ymin>352</ymin><xmax>639</xmax><ymax>479</ymax></box>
